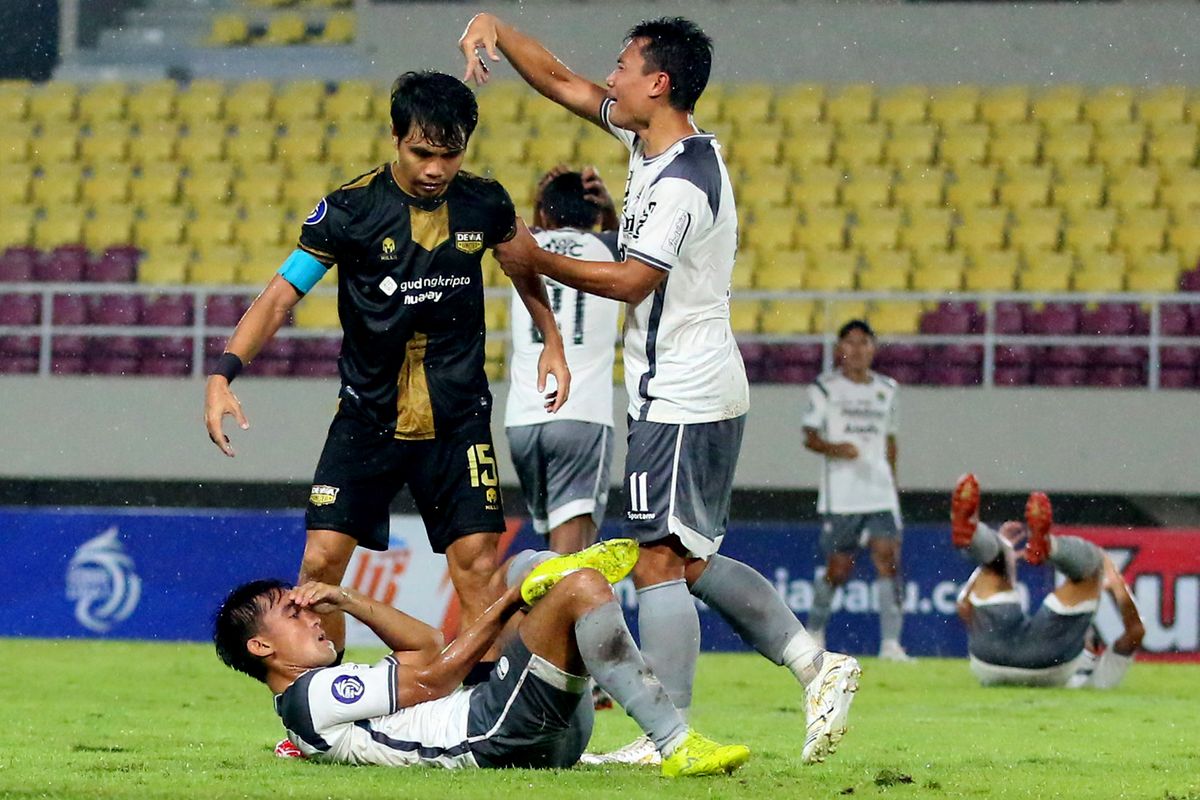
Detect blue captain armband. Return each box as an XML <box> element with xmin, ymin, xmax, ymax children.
<box><xmin>278</xmin><ymin>249</ymin><xmax>328</xmax><ymax>294</ymax></box>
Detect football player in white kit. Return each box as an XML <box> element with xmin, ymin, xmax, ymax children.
<box><xmin>802</xmin><ymin>319</ymin><xmax>912</xmax><ymax>662</ymax></box>
<box><xmin>459</xmin><ymin>12</ymin><xmax>860</xmax><ymax>766</ymax></box>
<box><xmin>213</xmin><ymin>541</ymin><xmax>750</xmax><ymax>776</ymax></box>
<box><xmin>506</xmin><ymin>167</ymin><xmax>622</xmax><ymax>555</ymax></box>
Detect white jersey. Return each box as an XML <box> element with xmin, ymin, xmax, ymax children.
<box><xmin>505</xmin><ymin>228</ymin><xmax>621</xmax><ymax>428</ymax></box>
<box><xmin>600</xmin><ymin>97</ymin><xmax>750</xmax><ymax>424</ymax></box>
<box><xmin>275</xmin><ymin>658</ymin><xmax>480</xmax><ymax>768</ymax></box>
<box><xmin>801</xmin><ymin>370</ymin><xmax>900</xmax><ymax>515</ymax></box>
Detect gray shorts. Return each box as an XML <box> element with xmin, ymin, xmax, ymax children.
<box><xmin>623</xmin><ymin>415</ymin><xmax>746</xmax><ymax>558</ymax></box>
<box><xmin>819</xmin><ymin>510</ymin><xmax>902</xmax><ymax>557</ymax></box>
<box><xmin>967</xmin><ymin>592</ymin><xmax>1097</xmax><ymax>671</ymax></box>
<box><xmin>466</xmin><ymin>637</ymin><xmax>593</xmax><ymax>769</ymax></box>
<box><xmin>507</xmin><ymin>421</ymin><xmax>613</xmax><ymax>534</ymax></box>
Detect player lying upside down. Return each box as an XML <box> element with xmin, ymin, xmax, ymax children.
<box><xmin>950</xmin><ymin>474</ymin><xmax>1144</xmax><ymax>689</ymax></box>
<box><xmin>213</xmin><ymin>540</ymin><xmax>749</xmax><ymax>777</ymax></box>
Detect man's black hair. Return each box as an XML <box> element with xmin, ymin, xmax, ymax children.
<box><xmin>627</xmin><ymin>17</ymin><xmax>713</xmax><ymax>113</ymax></box>
<box><xmin>213</xmin><ymin>579</ymin><xmax>291</xmax><ymax>684</ymax></box>
<box><xmin>390</xmin><ymin>71</ymin><xmax>478</xmax><ymax>151</ymax></box>
<box><xmin>538</xmin><ymin>171</ymin><xmax>601</xmax><ymax>230</ymax></box>
<box><xmin>838</xmin><ymin>318</ymin><xmax>876</xmax><ymax>341</ymax></box>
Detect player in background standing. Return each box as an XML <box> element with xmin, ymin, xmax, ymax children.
<box><xmin>802</xmin><ymin>319</ymin><xmax>912</xmax><ymax>662</ymax></box>
<box><xmin>203</xmin><ymin>71</ymin><xmax>569</xmax><ymax>667</ymax></box>
<box><xmin>459</xmin><ymin>13</ymin><xmax>860</xmax><ymax>766</ymax></box>
<box><xmin>506</xmin><ymin>166</ymin><xmax>622</xmax><ymax>555</ymax></box>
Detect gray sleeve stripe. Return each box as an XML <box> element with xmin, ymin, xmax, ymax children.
<box><xmin>626</xmin><ymin>248</ymin><xmax>673</xmax><ymax>272</ymax></box>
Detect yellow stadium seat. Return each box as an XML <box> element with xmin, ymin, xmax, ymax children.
<box><xmin>327</xmin><ymin>121</ymin><xmax>382</xmax><ymax>170</ymax></box>
<box><xmin>979</xmin><ymin>86</ymin><xmax>1029</xmax><ymax>126</ymax></box>
<box><xmin>177</xmin><ymin>122</ymin><xmax>228</xmax><ymax>166</ymax></box>
<box><xmin>911</xmin><ymin>251</ymin><xmax>966</xmax><ymax>292</ymax></box>
<box><xmin>1084</xmin><ymin>87</ymin><xmax>1134</xmax><ymax>126</ymax></box>
<box><xmin>1107</xmin><ymin>166</ymin><xmax>1159</xmax><ymax>212</ymax></box>
<box><xmin>761</xmin><ymin>300</ymin><xmax>818</xmax><ymax>335</ymax></box>
<box><xmin>858</xmin><ymin>250</ymin><xmax>912</xmax><ymax>291</ymax></box>
<box><xmin>1160</xmin><ymin>176</ymin><xmax>1200</xmax><ymax>220</ymax></box>
<box><xmin>474</xmin><ymin>86</ymin><xmax>525</xmax><ymax>127</ymax></box>
<box><xmin>1130</xmin><ymin>250</ymin><xmax>1180</xmax><ymax>277</ymax></box>
<box><xmin>989</xmin><ymin>123</ymin><xmax>1041</xmax><ymax>168</ymax></box>
<box><xmin>1018</xmin><ymin>267</ymin><xmax>1070</xmax><ymax>293</ymax></box>
<box><xmin>825</xmin><ymin>84</ymin><xmax>875</xmax><ymax>126</ymax></box>
<box><xmin>728</xmin><ymin>252</ymin><xmax>755</xmax><ymax>291</ymax></box>
<box><xmin>31</xmin><ymin>165</ymin><xmax>81</xmax><ymax>207</ymax></box>
<box><xmin>1167</xmin><ymin>223</ymin><xmax>1200</xmax><ymax>263</ymax></box>
<box><xmin>83</xmin><ymin>207</ymin><xmax>136</xmax><ymax>251</ymax></box>
<box><xmin>128</xmin><ymin>122</ymin><xmax>178</xmax><ymax>166</ymax></box>
<box><xmin>729</xmin><ymin>299</ymin><xmax>763</xmax><ymax>334</ymax></box>
<box><xmin>134</xmin><ymin>207</ymin><xmax>189</xmax><ymax>250</ymax></box>
<box><xmin>964</xmin><ymin>250</ymin><xmax>1018</xmax><ymax>291</ymax></box>
<box><xmin>1093</xmin><ymin>122</ymin><xmax>1145</xmax><ymax>169</ymax></box>
<box><xmin>1125</xmin><ymin>269</ymin><xmax>1178</xmax><ymax>293</ymax></box>
<box><xmin>816</xmin><ymin>300</ymin><xmax>870</xmax><ymax>333</ymax></box>
<box><xmin>841</xmin><ymin>166</ymin><xmax>893</xmax><ymax>213</ymax></box>
<box><xmin>235</xmin><ymin>163</ymin><xmax>286</xmax><ymax>209</ymax></box>
<box><xmin>262</xmin><ymin>13</ymin><xmax>308</xmax><ymax>46</ymax></box>
<box><xmin>473</xmin><ymin>133</ymin><xmax>527</xmax><ymax>165</ymax></box>
<box><xmin>294</xmin><ymin>294</ymin><xmax>340</xmax><ymax>328</ymax></box>
<box><xmin>945</xmin><ymin>164</ymin><xmax>997</xmax><ymax>209</ymax></box>
<box><xmin>901</xmin><ymin>207</ymin><xmax>952</xmax><ymax>253</ymax></box>
<box><xmin>28</xmin><ymin>82</ymin><xmax>78</xmax><ymax>123</ymax></box>
<box><xmin>275</xmin><ymin>80</ymin><xmax>326</xmax><ymax>123</ymax></box>
<box><xmin>744</xmin><ymin>217</ymin><xmax>795</xmax><ymax>252</ymax></box>
<box><xmin>227</xmin><ymin>123</ymin><xmax>277</xmax><ymax>167</ymax></box>
<box><xmin>276</xmin><ymin>120</ymin><xmax>327</xmax><ymax>166</ymax></box>
<box><xmin>780</xmin><ymin>123</ymin><xmax>834</xmax><ymax>168</ymax></box>
<box><xmin>0</xmin><ymin>207</ymin><xmax>35</xmax><ymax>248</ymax></box>
<box><xmin>893</xmin><ymin>166</ymin><xmax>945</xmax><ymax>209</ymax></box>
<box><xmin>138</xmin><ymin>251</ymin><xmax>189</xmax><ymax>284</ymax></box>
<box><xmin>1076</xmin><ymin>250</ymin><xmax>1127</xmax><ymax>277</ymax></box>
<box><xmin>129</xmin><ymin>162</ymin><xmax>182</xmax><ymax>209</ymax></box>
<box><xmin>0</xmin><ymin>163</ymin><xmax>33</xmax><ymax>204</ymax></box>
<box><xmin>775</xmin><ymin>84</ymin><xmax>824</xmax><ymax>129</ymax></box>
<box><xmin>1031</xmin><ymin>85</ymin><xmax>1083</xmax><ymax>126</ymax></box>
<box><xmin>834</xmin><ymin>122</ymin><xmax>886</xmax><ymax>166</ymax></box>
<box><xmin>727</xmin><ymin>132</ymin><xmax>782</xmax><ymax>171</ymax></box>
<box><xmin>482</xmin><ymin>296</ymin><xmax>508</xmax><ymax>331</ymax></box>
<box><xmin>869</xmin><ymin>301</ymin><xmax>923</xmax><ymax>335</ymax></box>
<box><xmin>723</xmin><ymin>84</ymin><xmax>774</xmax><ymax>126</ymax></box>
<box><xmin>0</xmin><ymin>82</ymin><xmax>30</xmax><ymax>121</ymax></box>
<box><xmin>877</xmin><ymin>86</ymin><xmax>928</xmax><ymax>126</ymax></box>
<box><xmin>1114</xmin><ymin>224</ymin><xmax>1166</xmax><ymax>258</ymax></box>
<box><xmin>954</xmin><ymin>219</ymin><xmax>1006</xmax><ymax>256</ymax></box>
<box><xmin>1041</xmin><ymin>122</ymin><xmax>1094</xmax><ymax>168</ymax></box>
<box><xmin>796</xmin><ymin>207</ymin><xmax>846</xmax><ymax>251</ymax></box>
<box><xmin>1008</xmin><ymin>217</ymin><xmax>1060</xmax><ymax>254</ymax></box>
<box><xmin>76</xmin><ymin>83</ymin><xmax>128</xmax><ymax>126</ymax></box>
<box><xmin>189</xmin><ymin>256</ymin><xmax>238</xmax><ymax>285</ymax></box>
<box><xmin>1013</xmin><ymin>206</ymin><xmax>1063</xmax><ymax>228</ymax></box>
<box><xmin>1022</xmin><ymin>248</ymin><xmax>1073</xmax><ymax>274</ymax></box>
<box><xmin>30</xmin><ymin>129</ymin><xmax>79</xmax><ymax>165</ymax></box>
<box><xmin>1052</xmin><ymin>165</ymin><xmax>1104</xmax><ymax>213</ymax></box>
<box><xmin>82</xmin><ymin>165</ymin><xmax>133</xmax><ymax>207</ymax></box>
<box><xmin>526</xmin><ymin>136</ymin><xmax>578</xmax><ymax>171</ymax></box>
<box><xmin>126</xmin><ymin>80</ymin><xmax>176</xmax><ymax>125</ymax></box>
<box><xmin>208</xmin><ymin>13</ymin><xmax>250</xmax><ymax>46</ymax></box>
<box><xmin>851</xmin><ymin>209</ymin><xmax>902</xmax><ymax>251</ymax></box>
<box><xmin>939</xmin><ymin>123</ymin><xmax>990</xmax><ymax>168</ymax></box>
<box><xmin>324</xmin><ymin>79</ymin><xmax>373</xmax><ymax>122</ymax></box>
<box><xmin>1138</xmin><ymin>86</ymin><xmax>1186</xmax><ymax>128</ymax></box>
<box><xmin>1147</xmin><ymin>122</ymin><xmax>1197</xmax><ymax>168</ymax></box>
<box><xmin>177</xmin><ymin>80</ymin><xmax>225</xmax><ymax>125</ymax></box>
<box><xmin>998</xmin><ymin>165</ymin><xmax>1052</xmax><ymax>210</ymax></box>
<box><xmin>34</xmin><ymin>205</ymin><xmax>87</xmax><ymax>249</ymax></box>
<box><xmin>884</xmin><ymin>123</ymin><xmax>937</xmax><ymax>168</ymax></box>
<box><xmin>0</xmin><ymin>120</ymin><xmax>34</xmax><ymax>163</ymax></box>
<box><xmin>226</xmin><ymin>82</ymin><xmax>275</xmax><ymax>125</ymax></box>
<box><xmin>318</xmin><ymin>12</ymin><xmax>356</xmax><ymax>45</ymax></box>
<box><xmin>190</xmin><ymin>207</ymin><xmax>238</xmax><ymax>248</ymax></box>
<box><xmin>927</xmin><ymin>85</ymin><xmax>979</xmax><ymax>127</ymax></box>
<box><xmin>755</xmin><ymin>250</ymin><xmax>807</xmax><ymax>291</ymax></box>
<box><xmin>1073</xmin><ymin>269</ymin><xmax>1125</xmax><ymax>293</ymax></box>
<box><xmin>1064</xmin><ymin>212</ymin><xmax>1115</xmax><ymax>254</ymax></box>
<box><xmin>805</xmin><ymin>264</ymin><xmax>856</xmax><ymax>292</ymax></box>
<box><xmin>791</xmin><ymin>166</ymin><xmax>841</xmax><ymax>211</ymax></box>
<box><xmin>234</xmin><ymin>213</ymin><xmax>286</xmax><ymax>250</ymax></box>
<box><xmin>79</xmin><ymin>121</ymin><xmax>133</xmax><ymax>165</ymax></box>
<box><xmin>183</xmin><ymin>169</ymin><xmax>234</xmax><ymax>207</ymax></box>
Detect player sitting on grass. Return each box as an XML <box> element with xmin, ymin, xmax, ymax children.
<box><xmin>213</xmin><ymin>540</ymin><xmax>750</xmax><ymax>777</ymax></box>
<box><xmin>950</xmin><ymin>474</ymin><xmax>1145</xmax><ymax>689</ymax></box>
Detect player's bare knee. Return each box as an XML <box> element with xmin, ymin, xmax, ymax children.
<box><xmin>825</xmin><ymin>564</ymin><xmax>852</xmax><ymax>585</ymax></box>
<box><xmin>299</xmin><ymin>547</ymin><xmax>350</xmax><ymax>584</ymax></box>
<box><xmin>552</xmin><ymin>568</ymin><xmax>614</xmax><ymax>613</ymax></box>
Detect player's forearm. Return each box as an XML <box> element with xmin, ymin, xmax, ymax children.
<box><xmin>492</xmin><ymin>18</ymin><xmax>595</xmax><ymax>116</ymax></box>
<box><xmin>340</xmin><ymin>589</ymin><xmax>445</xmax><ymax>659</ymax></box>
<box><xmin>1109</xmin><ymin>584</ymin><xmax>1145</xmax><ymax>656</ymax></box>
<box><xmin>223</xmin><ymin>276</ymin><xmax>301</xmax><ymax>363</ymax></box>
<box><xmin>803</xmin><ymin>428</ymin><xmax>831</xmax><ymax>455</ymax></box>
<box><xmin>533</xmin><ymin>249</ymin><xmax>654</xmax><ymax>304</ymax></box>
<box><xmin>410</xmin><ymin>588</ymin><xmax>524</xmax><ymax>699</ymax></box>
<box><xmin>510</xmin><ymin>270</ymin><xmax>563</xmax><ymax>348</ymax></box>
<box><xmin>887</xmin><ymin>437</ymin><xmax>899</xmax><ymax>481</ymax></box>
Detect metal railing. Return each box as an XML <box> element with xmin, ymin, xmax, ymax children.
<box><xmin>1</xmin><ymin>283</ymin><xmax>1198</xmax><ymax>388</ymax></box>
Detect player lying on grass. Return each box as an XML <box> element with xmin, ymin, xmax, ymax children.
<box><xmin>950</xmin><ymin>474</ymin><xmax>1145</xmax><ymax>689</ymax></box>
<box><xmin>213</xmin><ymin>540</ymin><xmax>750</xmax><ymax>777</ymax></box>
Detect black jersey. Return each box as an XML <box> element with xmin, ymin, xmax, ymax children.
<box><xmin>296</xmin><ymin>164</ymin><xmax>516</xmax><ymax>439</ymax></box>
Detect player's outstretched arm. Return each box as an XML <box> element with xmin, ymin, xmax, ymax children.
<box><xmin>459</xmin><ymin>13</ymin><xmax>608</xmax><ymax>126</ymax></box>
<box><xmin>1102</xmin><ymin>556</ymin><xmax>1145</xmax><ymax>656</ymax></box>
<box><xmin>290</xmin><ymin>581</ymin><xmax>445</xmax><ymax>666</ymax></box>
<box><xmin>203</xmin><ymin>275</ymin><xmax>302</xmax><ymax>457</ymax></box>
<box><xmin>803</xmin><ymin>427</ymin><xmax>859</xmax><ymax>460</ymax></box>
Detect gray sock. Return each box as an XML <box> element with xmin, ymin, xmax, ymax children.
<box><xmin>505</xmin><ymin>549</ymin><xmax>556</xmax><ymax>588</ymax></box>
<box><xmin>808</xmin><ymin>574</ymin><xmax>835</xmax><ymax>635</ymax></box>
<box><xmin>1049</xmin><ymin>535</ymin><xmax>1103</xmax><ymax>582</ymax></box>
<box><xmin>965</xmin><ymin>522</ymin><xmax>1003</xmax><ymax>565</ymax></box>
<box><xmin>689</xmin><ymin>554</ymin><xmax>804</xmax><ymax>665</ymax></box>
<box><xmin>637</xmin><ymin>579</ymin><xmax>699</xmax><ymax>717</ymax></box>
<box><xmin>574</xmin><ymin>599</ymin><xmax>688</xmax><ymax>755</ymax></box>
<box><xmin>874</xmin><ymin>577</ymin><xmax>904</xmax><ymax>643</ymax></box>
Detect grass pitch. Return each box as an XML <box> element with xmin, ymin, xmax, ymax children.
<box><xmin>2</xmin><ymin>640</ymin><xmax>1197</xmax><ymax>800</ymax></box>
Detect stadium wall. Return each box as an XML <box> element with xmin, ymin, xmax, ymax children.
<box><xmin>358</xmin><ymin>1</ymin><xmax>1200</xmax><ymax>87</ymax></box>
<box><xmin>1</xmin><ymin>377</ymin><xmax>1196</xmax><ymax>494</ymax></box>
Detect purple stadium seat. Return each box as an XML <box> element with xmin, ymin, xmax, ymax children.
<box><xmin>0</xmin><ymin>355</ymin><xmax>37</xmax><ymax>374</ymax></box>
<box><xmin>51</xmin><ymin>333</ymin><xmax>88</xmax><ymax>375</ymax></box>
<box><xmin>1189</xmin><ymin>305</ymin><xmax>1200</xmax><ymax>336</ymax></box>
<box><xmin>0</xmin><ymin>248</ymin><xmax>37</xmax><ymax>282</ymax></box>
<box><xmin>292</xmin><ymin>359</ymin><xmax>341</xmax><ymax>378</ymax></box>
<box><xmin>995</xmin><ymin>345</ymin><xmax>1034</xmax><ymax>368</ymax></box>
<box><xmin>923</xmin><ymin>364</ymin><xmax>981</xmax><ymax>386</ymax></box>
<box><xmin>1087</xmin><ymin>367</ymin><xmax>1143</xmax><ymax>387</ymax></box>
<box><xmin>875</xmin><ymin>344</ymin><xmax>926</xmax><ymax>367</ymax></box>
<box><xmin>85</xmin><ymin>249</ymin><xmax>139</xmax><ymax>283</ymax></box>
<box><xmin>294</xmin><ymin>336</ymin><xmax>342</xmax><ymax>362</ymax></box>
<box><xmin>141</xmin><ymin>336</ymin><xmax>193</xmax><ymax>376</ymax></box>
<box><xmin>0</xmin><ymin>335</ymin><xmax>38</xmax><ymax>357</ymax></box>
<box><xmin>737</xmin><ymin>341</ymin><xmax>767</xmax><ymax>372</ymax></box>
<box><xmin>1179</xmin><ymin>269</ymin><xmax>1200</xmax><ymax>292</ymax></box>
<box><xmin>143</xmin><ymin>294</ymin><xmax>194</xmax><ymax>326</ymax></box>
<box><xmin>1033</xmin><ymin>366</ymin><xmax>1087</xmax><ymax>386</ymax></box>
<box><xmin>1160</xmin><ymin>346</ymin><xmax>1199</xmax><ymax>370</ymax></box>
<box><xmin>993</xmin><ymin>365</ymin><xmax>1033</xmax><ymax>386</ymax></box>
<box><xmin>1158</xmin><ymin>304</ymin><xmax>1190</xmax><ymax>336</ymax></box>
<box><xmin>1079</xmin><ymin>303</ymin><xmax>1135</xmax><ymax>336</ymax></box>
<box><xmin>878</xmin><ymin>365</ymin><xmax>921</xmax><ymax>385</ymax></box>
<box><xmin>0</xmin><ymin>293</ymin><xmax>40</xmax><ymax>325</ymax></box>
<box><xmin>992</xmin><ymin>301</ymin><xmax>1024</xmax><ymax>335</ymax></box>
<box><xmin>1044</xmin><ymin>345</ymin><xmax>1090</xmax><ymax>368</ymax></box>
<box><xmin>34</xmin><ymin>246</ymin><xmax>88</xmax><ymax>282</ymax></box>
<box><xmin>1160</xmin><ymin>368</ymin><xmax>1197</xmax><ymax>389</ymax></box>
<box><xmin>919</xmin><ymin>305</ymin><xmax>972</xmax><ymax>335</ymax></box>
<box><xmin>204</xmin><ymin>294</ymin><xmax>248</xmax><ymax>327</ymax></box>
<box><xmin>86</xmin><ymin>335</ymin><xmax>141</xmax><ymax>376</ymax></box>
<box><xmin>774</xmin><ymin>364</ymin><xmax>821</xmax><ymax>385</ymax></box>
<box><xmin>770</xmin><ymin>343</ymin><xmax>823</xmax><ymax>368</ymax></box>
<box><xmin>88</xmin><ymin>293</ymin><xmax>144</xmax><ymax>326</ymax></box>
<box><xmin>940</xmin><ymin>344</ymin><xmax>982</xmax><ymax>367</ymax></box>
<box><xmin>51</xmin><ymin>294</ymin><xmax>88</xmax><ymax>325</ymax></box>
<box><xmin>1093</xmin><ymin>345</ymin><xmax>1145</xmax><ymax>369</ymax></box>
<box><xmin>248</xmin><ymin>338</ymin><xmax>295</xmax><ymax>376</ymax></box>
<box><xmin>1025</xmin><ymin>302</ymin><xmax>1080</xmax><ymax>336</ymax></box>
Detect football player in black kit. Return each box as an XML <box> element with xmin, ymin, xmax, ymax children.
<box><xmin>204</xmin><ymin>71</ymin><xmax>570</xmax><ymax>664</ymax></box>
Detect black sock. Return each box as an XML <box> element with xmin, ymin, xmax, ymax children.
<box><xmin>463</xmin><ymin>660</ymin><xmax>496</xmax><ymax>686</ymax></box>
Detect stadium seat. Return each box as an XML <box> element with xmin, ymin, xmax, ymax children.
<box><xmin>275</xmin><ymin>80</ymin><xmax>326</xmax><ymax>123</ymax></box>
<box><xmin>79</xmin><ymin>121</ymin><xmax>133</xmax><ymax>165</ymax></box>
<box><xmin>1084</xmin><ymin>87</ymin><xmax>1134</xmax><ymax>126</ymax></box>
<box><xmin>760</xmin><ymin>300</ymin><xmax>816</xmax><ymax>335</ymax></box>
<box><xmin>945</xmin><ymin>164</ymin><xmax>997</xmax><ymax>209</ymax></box>
<box><xmin>841</xmin><ymin>166</ymin><xmax>893</xmax><ymax>212</ymax></box>
<box><xmin>910</xmin><ymin>251</ymin><xmax>966</xmax><ymax>292</ymax></box>
<box><xmin>324</xmin><ymin>79</ymin><xmax>373</xmax><ymax>122</ymax></box>
<box><xmin>1076</xmin><ymin>250</ymin><xmax>1127</xmax><ymax>280</ymax></box>
<box><xmin>804</xmin><ymin>255</ymin><xmax>858</xmax><ymax>292</ymax></box>
<box><xmin>825</xmin><ymin>84</ymin><xmax>875</xmax><ymax>126</ymax></box>
<box><xmin>979</xmin><ymin>86</ymin><xmax>1029</xmax><ymax>126</ymax></box>
<box><xmin>1052</xmin><ymin>165</ymin><xmax>1104</xmax><ymax>213</ymax></box>
<box><xmin>754</xmin><ymin>250</ymin><xmax>807</xmax><ymax>290</ymax></box>
<box><xmin>998</xmin><ymin>165</ymin><xmax>1052</xmax><ymax>210</ymax></box>
<box><xmin>834</xmin><ymin>122</ymin><xmax>887</xmax><ymax>167</ymax></box>
<box><xmin>1031</xmin><ymin>85</ymin><xmax>1083</xmax><ymax>125</ymax></box>
<box><xmin>208</xmin><ymin>13</ymin><xmax>251</xmax><ymax>46</ymax></box>
<box><xmin>1159</xmin><ymin>174</ymin><xmax>1200</xmax><ymax>220</ymax></box>
<box><xmin>177</xmin><ymin>80</ymin><xmax>225</xmax><ymax>125</ymax></box>
<box><xmin>780</xmin><ymin>122</ymin><xmax>834</xmax><ymax>168</ymax></box>
<box><xmin>31</xmin><ymin>165</ymin><xmax>82</xmax><ymax>207</ymax></box>
<box><xmin>858</xmin><ymin>250</ymin><xmax>911</xmax><ymax>291</ymax></box>
<box><xmin>226</xmin><ymin>82</ymin><xmax>275</xmax><ymax>125</ymax></box>
<box><xmin>796</xmin><ymin>208</ymin><xmax>846</xmax><ymax>252</ymax></box>
<box><xmin>0</xmin><ymin>120</ymin><xmax>34</xmax><ymax>164</ymax></box>
<box><xmin>177</xmin><ymin>122</ymin><xmax>228</xmax><ymax>166</ymax></box>
<box><xmin>318</xmin><ymin>13</ymin><xmax>357</xmax><ymax>46</ymax></box>
<box><xmin>877</xmin><ymin>86</ymin><xmax>928</xmax><ymax>126</ymax></box>
<box><xmin>1093</xmin><ymin>122</ymin><xmax>1145</xmax><ymax>170</ymax></box>
<box><xmin>77</xmin><ymin>83</ymin><xmax>128</xmax><ymax>125</ymax></box>
<box><xmin>1114</xmin><ymin>210</ymin><xmax>1168</xmax><ymax>256</ymax></box>
<box><xmin>954</xmin><ymin>217</ymin><xmax>1006</xmax><ymax>254</ymax></box>
<box><xmin>31</xmin><ymin>129</ymin><xmax>79</xmax><ymax>165</ymax></box>
<box><xmin>851</xmin><ymin>209</ymin><xmax>902</xmax><ymax>251</ymax></box>
<box><xmin>884</xmin><ymin>123</ymin><xmax>937</xmax><ymax>169</ymax></box>
<box><xmin>989</xmin><ymin>123</ymin><xmax>1041</xmax><ymax>168</ymax></box>
<box><xmin>1064</xmin><ymin>209</ymin><xmax>1116</xmax><ymax>253</ymax></box>
<box><xmin>1018</xmin><ymin>265</ymin><xmax>1071</xmax><ymax>293</ymax></box>
<box><xmin>183</xmin><ymin>169</ymin><xmax>234</xmax><ymax>207</ymax></box>
<box><xmin>1041</xmin><ymin>122</ymin><xmax>1094</xmax><ymax>168</ymax></box>
<box><xmin>134</xmin><ymin>207</ymin><xmax>188</xmax><ymax>250</ymax></box>
<box><xmin>1107</xmin><ymin>166</ymin><xmax>1159</xmax><ymax>212</ymax></box>
<box><xmin>939</xmin><ymin>123</ymin><xmax>990</xmax><ymax>169</ymax></box>
<box><xmin>775</xmin><ymin>84</ymin><xmax>823</xmax><ymax>129</ymax></box>
<box><xmin>34</xmin><ymin>206</ymin><xmax>87</xmax><ymax>250</ymax></box>
<box><xmin>261</xmin><ymin>14</ymin><xmax>308</xmax><ymax>46</ymax></box>
<box><xmin>277</xmin><ymin>120</ymin><xmax>327</xmax><ymax>167</ymax></box>
<box><xmin>0</xmin><ymin>82</ymin><xmax>30</xmax><ymax>122</ymax></box>
<box><xmin>227</xmin><ymin>123</ymin><xmax>277</xmax><ymax>167</ymax></box>
<box><xmin>893</xmin><ymin>166</ymin><xmax>945</xmax><ymax>209</ymax></box>
<box><xmin>0</xmin><ymin>208</ymin><xmax>35</xmax><ymax>250</ymax></box>
<box><xmin>1073</xmin><ymin>269</ymin><xmax>1125</xmax><ymax>293</ymax></box>
<box><xmin>869</xmin><ymin>301</ymin><xmax>923</xmax><ymax>334</ymax></box>
<box><xmin>791</xmin><ymin>165</ymin><xmax>841</xmax><ymax>211</ymax></box>
<box><xmin>126</xmin><ymin>80</ymin><xmax>177</xmax><ymax>125</ymax></box>
<box><xmin>964</xmin><ymin>250</ymin><xmax>1018</xmax><ymax>291</ymax></box>
<box><xmin>901</xmin><ymin>207</ymin><xmax>953</xmax><ymax>253</ymax></box>
<box><xmin>1167</xmin><ymin>223</ymin><xmax>1200</xmax><ymax>264</ymax></box>
<box><xmin>189</xmin><ymin>255</ymin><xmax>239</xmax><ymax>285</ymax></box>
<box><xmin>28</xmin><ymin>82</ymin><xmax>78</xmax><ymax>123</ymax></box>
<box><xmin>82</xmin><ymin>207</ymin><xmax>136</xmax><ymax>252</ymax></box>
<box><xmin>724</xmin><ymin>84</ymin><xmax>774</xmax><ymax>126</ymax></box>
<box><xmin>1147</xmin><ymin>122</ymin><xmax>1197</xmax><ymax>168</ymax></box>
<box><xmin>729</xmin><ymin>299</ymin><xmax>763</xmax><ymax>334</ymax></box>
<box><xmin>1008</xmin><ymin>216</ymin><xmax>1060</xmax><ymax>254</ymax></box>
<box><xmin>927</xmin><ymin>85</ymin><xmax>978</xmax><ymax>127</ymax></box>
<box><xmin>1138</xmin><ymin>86</ymin><xmax>1186</xmax><ymax>127</ymax></box>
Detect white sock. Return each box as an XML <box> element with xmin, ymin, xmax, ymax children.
<box><xmin>781</xmin><ymin>629</ymin><xmax>825</xmax><ymax>686</ymax></box>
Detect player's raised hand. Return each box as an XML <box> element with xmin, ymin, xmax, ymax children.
<box><xmin>459</xmin><ymin>13</ymin><xmax>501</xmax><ymax>86</ymax></box>
<box><xmin>581</xmin><ymin>165</ymin><xmax>615</xmax><ymax>210</ymax></box>
<box><xmin>204</xmin><ymin>375</ymin><xmax>249</xmax><ymax>457</ymax></box>
<box><xmin>291</xmin><ymin>581</ymin><xmax>351</xmax><ymax>615</ymax></box>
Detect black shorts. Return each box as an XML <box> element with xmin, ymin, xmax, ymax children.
<box><xmin>306</xmin><ymin>409</ymin><xmax>506</xmax><ymax>552</ymax></box>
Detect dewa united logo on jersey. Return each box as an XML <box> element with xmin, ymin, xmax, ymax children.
<box><xmin>455</xmin><ymin>231</ymin><xmax>484</xmax><ymax>254</ymax></box>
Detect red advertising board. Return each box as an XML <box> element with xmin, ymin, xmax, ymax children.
<box><xmin>1062</xmin><ymin>526</ymin><xmax>1200</xmax><ymax>663</ymax></box>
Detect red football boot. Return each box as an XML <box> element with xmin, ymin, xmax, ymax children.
<box><xmin>1024</xmin><ymin>491</ymin><xmax>1053</xmax><ymax>565</ymax></box>
<box><xmin>950</xmin><ymin>473</ymin><xmax>981</xmax><ymax>548</ymax></box>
